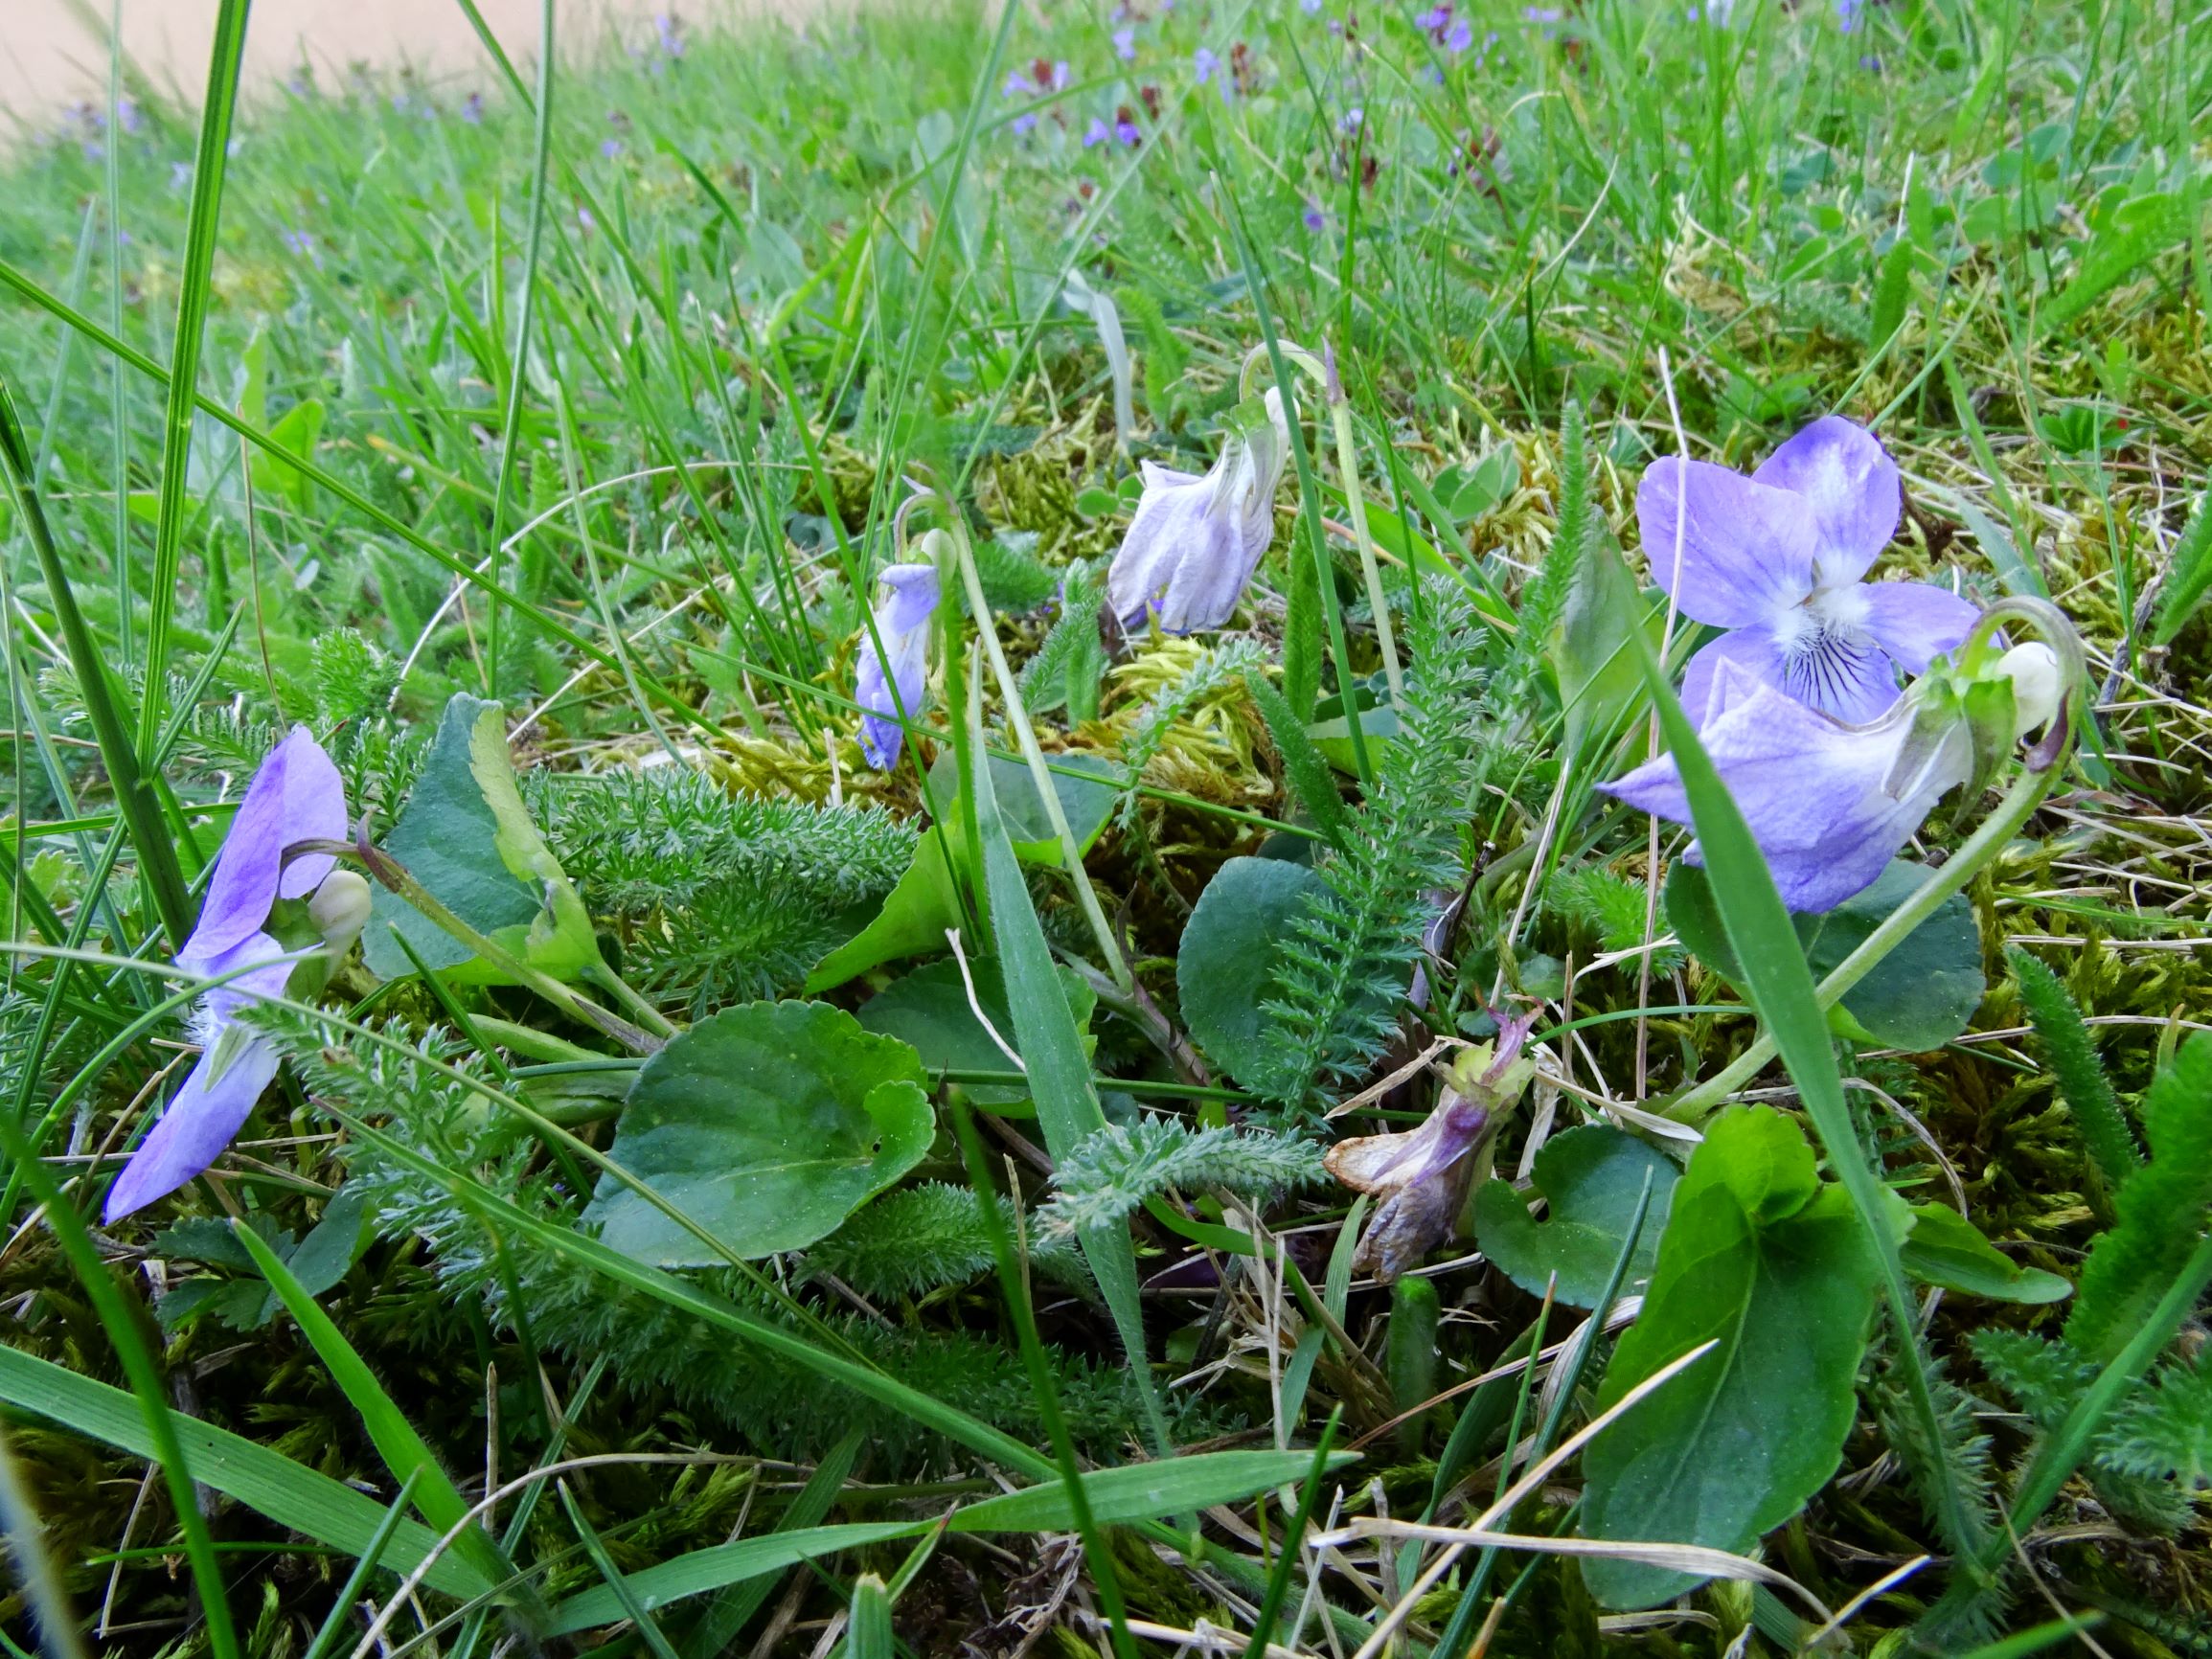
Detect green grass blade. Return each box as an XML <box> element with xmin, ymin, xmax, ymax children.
<box><xmin>559</xmin><ymin>1481</ymin><xmax>683</xmax><ymax>1659</ymax></box>
<box><xmin>1620</xmin><ymin>586</ymin><xmax>1990</xmax><ymax>1581</ymax></box>
<box><xmin>966</xmin><ymin>677</ymin><xmax>1172</xmax><ymax>1451</ymax></box>
<box><xmin>137</xmin><ymin>0</ymin><xmax>250</xmax><ymax>756</ymax></box>
<box><xmin>230</xmin><ymin>1218</ymin><xmax>533</xmax><ymax>1620</ymax></box>
<box><xmin>298</xmin><ymin>1469</ymin><xmax>425</xmax><ymax>1659</ymax></box>
<box><xmin>0</xmin><ymin>375</ymin><xmax>194</xmax><ymax>945</ymax></box>
<box><xmin>0</xmin><ymin>1343</ymin><xmax>484</xmax><ymax>1606</ymax></box>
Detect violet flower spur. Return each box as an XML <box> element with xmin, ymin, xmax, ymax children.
<box><xmin>106</xmin><ymin>727</ymin><xmax>366</xmax><ymax>1221</ymax></box>
<box><xmin>855</xmin><ymin>561</ymin><xmax>942</xmax><ymax>770</ymax></box>
<box><xmin>1106</xmin><ymin>387</ymin><xmax>1290</xmax><ymax>634</ymax></box>
<box><xmin>1642</xmin><ymin>415</ymin><xmax>1977</xmax><ymax>726</ymax></box>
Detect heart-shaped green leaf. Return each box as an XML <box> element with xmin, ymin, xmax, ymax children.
<box><xmin>1901</xmin><ymin>1203</ymin><xmax>2072</xmax><ymax>1305</ymax></box>
<box><xmin>1176</xmin><ymin>855</ymin><xmax>1324</xmax><ymax>1089</ymax></box>
<box><xmin>364</xmin><ymin>693</ymin><xmax>597</xmax><ymax>983</ymax></box>
<box><xmin>1665</xmin><ymin>859</ymin><xmax>1984</xmax><ymax>1053</ymax></box>
<box><xmin>856</xmin><ymin>957</ymin><xmax>1095</xmax><ymax>1113</ymax></box>
<box><xmin>927</xmin><ymin>751</ymin><xmax>1119</xmax><ymax>862</ymax></box>
<box><xmin>1581</xmin><ymin>1106</ymin><xmax>1881</xmax><ymax>1609</ymax></box>
<box><xmin>1473</xmin><ymin>1125</ymin><xmax>1681</xmax><ymax>1308</ymax></box>
<box><xmin>805</xmin><ymin>827</ymin><xmax>967</xmax><ymax>991</ymax></box>
<box><xmin>584</xmin><ymin>1001</ymin><xmax>934</xmax><ymax>1266</ymax></box>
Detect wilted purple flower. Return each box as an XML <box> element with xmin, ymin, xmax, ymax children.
<box><xmin>1108</xmin><ymin>388</ymin><xmax>1290</xmax><ymax>634</ymax></box>
<box><xmin>1643</xmin><ymin>416</ymin><xmax>1975</xmax><ymax>727</ymax></box>
<box><xmin>106</xmin><ymin>729</ymin><xmax>357</xmax><ymax>1220</ymax></box>
<box><xmin>1327</xmin><ymin>1017</ymin><xmax>1534</xmax><ymax>1281</ymax></box>
<box><xmin>1113</xmin><ymin>25</ymin><xmax>1137</xmax><ymax>59</ymax></box>
<box><xmin>1194</xmin><ymin>46</ymin><xmax>1221</xmax><ymax>81</ymax></box>
<box><xmin>856</xmin><ymin>563</ymin><xmax>941</xmax><ymax>769</ymax></box>
<box><xmin>1083</xmin><ymin>117</ymin><xmax>1112</xmax><ymax>147</ymax></box>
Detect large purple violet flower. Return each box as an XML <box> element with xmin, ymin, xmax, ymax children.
<box><xmin>1642</xmin><ymin>415</ymin><xmax>1976</xmax><ymax>726</ymax></box>
<box><xmin>1107</xmin><ymin>388</ymin><xmax>1289</xmax><ymax>634</ymax></box>
<box><xmin>1601</xmin><ymin>648</ymin><xmax>2065</xmax><ymax>913</ymax></box>
<box><xmin>106</xmin><ymin>728</ymin><xmax>359</xmax><ymax>1221</ymax></box>
<box><xmin>855</xmin><ymin>562</ymin><xmax>941</xmax><ymax>770</ymax></box>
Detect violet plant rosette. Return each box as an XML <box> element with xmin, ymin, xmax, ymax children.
<box><xmin>855</xmin><ymin>560</ymin><xmax>943</xmax><ymax>770</ymax></box>
<box><xmin>1106</xmin><ymin>386</ymin><xmax>1290</xmax><ymax>634</ymax></box>
<box><xmin>106</xmin><ymin>727</ymin><xmax>370</xmax><ymax>1220</ymax></box>
<box><xmin>1643</xmin><ymin>415</ymin><xmax>1978</xmax><ymax>726</ymax></box>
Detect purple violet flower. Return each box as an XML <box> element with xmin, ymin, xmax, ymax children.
<box><xmin>1083</xmin><ymin>118</ymin><xmax>1112</xmax><ymax>147</ymax></box>
<box><xmin>1416</xmin><ymin>4</ymin><xmax>1451</xmax><ymax>30</ymax></box>
<box><xmin>1194</xmin><ymin>46</ymin><xmax>1220</xmax><ymax>82</ymax></box>
<box><xmin>1642</xmin><ymin>416</ymin><xmax>1976</xmax><ymax>727</ymax></box>
<box><xmin>1003</xmin><ymin>70</ymin><xmax>1033</xmax><ymax>98</ymax></box>
<box><xmin>461</xmin><ymin>92</ymin><xmax>486</xmax><ymax>124</ymax></box>
<box><xmin>1012</xmin><ymin>112</ymin><xmax>1038</xmax><ymax>134</ymax></box>
<box><xmin>1303</xmin><ymin>200</ymin><xmax>1327</xmax><ymax>232</ymax></box>
<box><xmin>1114</xmin><ymin>25</ymin><xmax>1137</xmax><ymax>59</ymax></box>
<box><xmin>1606</xmin><ymin>659</ymin><xmax>1968</xmax><ymax>912</ymax></box>
<box><xmin>1107</xmin><ymin>389</ymin><xmax>1290</xmax><ymax>633</ymax></box>
<box><xmin>1444</xmin><ymin>17</ymin><xmax>1474</xmax><ymax>52</ymax></box>
<box><xmin>1116</xmin><ymin>116</ymin><xmax>1142</xmax><ymax>145</ymax></box>
<box><xmin>856</xmin><ymin>563</ymin><xmax>941</xmax><ymax>769</ymax></box>
<box><xmin>1302</xmin><ymin>0</ymin><xmax>1324</xmax><ymax>11</ymax></box>
<box><xmin>106</xmin><ymin>729</ymin><xmax>358</xmax><ymax>1220</ymax></box>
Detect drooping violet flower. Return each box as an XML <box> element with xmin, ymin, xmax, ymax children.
<box><xmin>855</xmin><ymin>562</ymin><xmax>941</xmax><ymax>769</ymax></box>
<box><xmin>1193</xmin><ymin>46</ymin><xmax>1221</xmax><ymax>82</ymax></box>
<box><xmin>1642</xmin><ymin>415</ymin><xmax>1976</xmax><ymax>727</ymax></box>
<box><xmin>1114</xmin><ymin>25</ymin><xmax>1138</xmax><ymax>58</ymax></box>
<box><xmin>1604</xmin><ymin>643</ymin><xmax>2062</xmax><ymax>913</ymax></box>
<box><xmin>106</xmin><ymin>729</ymin><xmax>362</xmax><ymax>1221</ymax></box>
<box><xmin>1326</xmin><ymin>1017</ymin><xmax>1536</xmax><ymax>1281</ymax></box>
<box><xmin>1083</xmin><ymin>117</ymin><xmax>1112</xmax><ymax>147</ymax></box>
<box><xmin>461</xmin><ymin>92</ymin><xmax>486</xmax><ymax>124</ymax></box>
<box><xmin>1107</xmin><ymin>387</ymin><xmax>1290</xmax><ymax>634</ymax></box>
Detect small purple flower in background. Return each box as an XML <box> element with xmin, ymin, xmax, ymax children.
<box><xmin>171</xmin><ymin>160</ymin><xmax>194</xmax><ymax>192</ymax></box>
<box><xmin>105</xmin><ymin>729</ymin><xmax>361</xmax><ymax>1220</ymax></box>
<box><xmin>1051</xmin><ymin>59</ymin><xmax>1072</xmax><ymax>90</ymax></box>
<box><xmin>1302</xmin><ymin>0</ymin><xmax>1325</xmax><ymax>12</ymax></box>
<box><xmin>1083</xmin><ymin>117</ymin><xmax>1112</xmax><ymax>147</ymax></box>
<box><xmin>1302</xmin><ymin>200</ymin><xmax>1327</xmax><ymax>232</ymax></box>
<box><xmin>1116</xmin><ymin>116</ymin><xmax>1142</xmax><ymax>145</ymax></box>
<box><xmin>1836</xmin><ymin>0</ymin><xmax>1864</xmax><ymax>31</ymax></box>
<box><xmin>1444</xmin><ymin>17</ymin><xmax>1474</xmax><ymax>52</ymax></box>
<box><xmin>655</xmin><ymin>11</ymin><xmax>689</xmax><ymax>58</ymax></box>
<box><xmin>578</xmin><ymin>207</ymin><xmax>598</xmax><ymax>233</ymax></box>
<box><xmin>1194</xmin><ymin>46</ymin><xmax>1221</xmax><ymax>82</ymax></box>
<box><xmin>1416</xmin><ymin>4</ymin><xmax>1450</xmax><ymax>30</ymax></box>
<box><xmin>1113</xmin><ymin>25</ymin><xmax>1137</xmax><ymax>59</ymax></box>
<box><xmin>1012</xmin><ymin>112</ymin><xmax>1038</xmax><ymax>135</ymax></box>
<box><xmin>1003</xmin><ymin>69</ymin><xmax>1032</xmax><ymax>98</ymax></box>
<box><xmin>461</xmin><ymin>92</ymin><xmax>485</xmax><ymax>124</ymax></box>
<box><xmin>1108</xmin><ymin>389</ymin><xmax>1290</xmax><ymax>633</ymax></box>
<box><xmin>282</xmin><ymin>228</ymin><xmax>323</xmax><ymax>269</ymax></box>
<box><xmin>116</xmin><ymin>96</ymin><xmax>143</xmax><ymax>135</ymax></box>
<box><xmin>601</xmin><ymin>136</ymin><xmax>625</xmax><ymax>158</ymax></box>
<box><xmin>1641</xmin><ymin>415</ymin><xmax>1976</xmax><ymax>727</ymax></box>
<box><xmin>856</xmin><ymin>563</ymin><xmax>941</xmax><ymax>769</ymax></box>
<box><xmin>1339</xmin><ymin>105</ymin><xmax>1364</xmax><ymax>134</ymax></box>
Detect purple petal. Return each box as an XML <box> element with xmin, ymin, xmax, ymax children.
<box><xmin>189</xmin><ymin>727</ymin><xmax>347</xmax><ymax>963</ymax></box>
<box><xmin>1677</xmin><ymin>627</ymin><xmax>1790</xmax><ymax>728</ymax></box>
<box><xmin>875</xmin><ymin>563</ymin><xmax>941</xmax><ymax>634</ymax></box>
<box><xmin>1637</xmin><ymin>458</ymin><xmax>1819</xmax><ymax>629</ymax></box>
<box><xmin>1751</xmin><ymin>416</ymin><xmax>1900</xmax><ymax>585</ymax></box>
<box><xmin>1771</xmin><ymin>623</ymin><xmax>1902</xmax><ymax>724</ymax></box>
<box><xmin>103</xmin><ymin>1034</ymin><xmax>281</xmax><ymax>1220</ymax></box>
<box><xmin>183</xmin><ymin>929</ymin><xmax>299</xmax><ymax>1027</ymax></box>
<box><xmin>1606</xmin><ymin>681</ymin><xmax>1970</xmax><ymax>912</ymax></box>
<box><xmin>855</xmin><ymin>564</ymin><xmax>939</xmax><ymax>771</ymax></box>
<box><xmin>1106</xmin><ymin>463</ymin><xmax>1212</xmax><ymax>626</ymax></box>
<box><xmin>1861</xmin><ymin>580</ymin><xmax>1977</xmax><ymax>674</ymax></box>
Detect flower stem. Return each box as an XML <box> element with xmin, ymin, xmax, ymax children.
<box><xmin>1670</xmin><ymin>760</ymin><xmax>2061</xmax><ymax>1121</ymax></box>
<box><xmin>944</xmin><ymin>523</ymin><xmax>1133</xmax><ymax>991</ymax></box>
<box><xmin>1325</xmin><ymin>348</ymin><xmax>1405</xmax><ymax>706</ymax></box>
<box><xmin>355</xmin><ymin>839</ymin><xmax>663</xmax><ymax>1055</ymax></box>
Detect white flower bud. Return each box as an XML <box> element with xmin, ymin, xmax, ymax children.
<box><xmin>1996</xmin><ymin>642</ymin><xmax>2062</xmax><ymax>737</ymax></box>
<box><xmin>309</xmin><ymin>869</ymin><xmax>373</xmax><ymax>953</ymax></box>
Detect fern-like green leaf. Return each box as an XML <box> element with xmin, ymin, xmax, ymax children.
<box><xmin>1243</xmin><ymin>667</ymin><xmax>1348</xmax><ymax>850</ymax></box>
<box><xmin>2065</xmin><ymin>1034</ymin><xmax>2212</xmax><ymax>1364</ymax></box>
<box><xmin>2009</xmin><ymin>946</ymin><xmax>2139</xmax><ymax>1198</ymax></box>
<box><xmin>802</xmin><ymin>1184</ymin><xmax>1085</xmax><ymax>1301</ymax></box>
<box><xmin>1037</xmin><ymin>1117</ymin><xmax>1328</xmax><ymax>1236</ymax></box>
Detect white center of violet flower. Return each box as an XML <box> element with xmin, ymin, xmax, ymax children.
<box><xmin>1770</xmin><ymin>582</ymin><xmax>1875</xmax><ymax>711</ymax></box>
